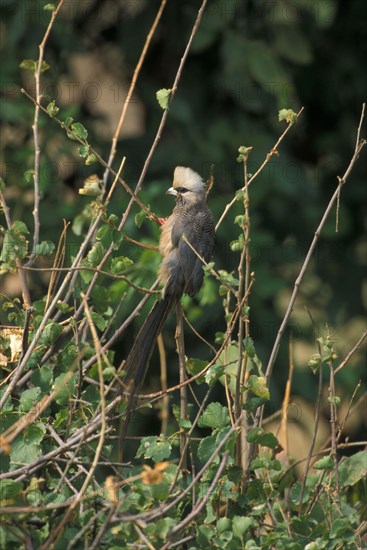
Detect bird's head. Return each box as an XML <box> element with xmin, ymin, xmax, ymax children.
<box><xmin>166</xmin><ymin>166</ymin><xmax>205</xmax><ymax>205</ymax></box>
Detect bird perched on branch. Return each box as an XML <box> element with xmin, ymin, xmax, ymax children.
<box><xmin>121</xmin><ymin>166</ymin><xmax>215</xmax><ymax>433</ymax></box>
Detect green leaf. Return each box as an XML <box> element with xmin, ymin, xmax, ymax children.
<box><xmin>275</xmin><ymin>26</ymin><xmax>312</xmax><ymax>65</ymax></box>
<box><xmin>20</xmin><ymin>387</ymin><xmax>41</xmax><ymax>412</ymax></box>
<box><xmin>102</xmin><ymin>366</ymin><xmax>116</xmax><ymax>381</ymax></box>
<box><xmin>24</xmin><ymin>423</ymin><xmax>46</xmax><ymax>444</ymax></box>
<box><xmin>44</xmin><ymin>3</ymin><xmax>56</xmax><ymax>10</ymax></box>
<box><xmin>68</xmin><ymin>122</ymin><xmax>88</xmax><ymax>141</ymax></box>
<box><xmin>79</xmin><ymin>175</ymin><xmax>102</xmax><ymax>197</ymax></box>
<box><xmin>246</xmin><ymin>428</ymin><xmax>280</xmax><ymax>449</ymax></box>
<box><xmin>204</xmin><ymin>364</ymin><xmax>224</xmax><ymax>387</ymax></box>
<box><xmin>217</xmin><ymin>517</ymin><xmax>232</xmax><ymax>533</ymax></box>
<box><xmin>110</xmin><ymin>256</ymin><xmax>133</xmax><ymax>274</ymax></box>
<box><xmin>236</xmin><ymin>189</ymin><xmax>245</xmax><ymax>201</ymax></box>
<box><xmin>246</xmin><ymin>40</ymin><xmax>286</xmax><ymax>87</ymax></box>
<box><xmin>10</xmin><ymin>424</ymin><xmax>46</xmax><ymax>469</ymax></box>
<box><xmin>85</xmin><ymin>153</ymin><xmax>98</xmax><ymax>165</ymax></box>
<box><xmin>338</xmin><ymin>450</ymin><xmax>367</xmax><ymax>488</ymax></box>
<box><xmin>39</xmin><ymin>323</ymin><xmax>62</xmax><ymax>346</ymax></box>
<box><xmin>136</xmin><ymin>436</ymin><xmax>172</xmax><ymax>462</ymax></box>
<box><xmin>31</xmin><ymin>366</ymin><xmax>53</xmax><ymax>392</ymax></box>
<box><xmin>243</xmin><ymin>336</ymin><xmax>256</xmax><ymax>358</ymax></box>
<box><xmin>313</xmin><ymin>455</ymin><xmax>334</xmax><ymax>470</ymax></box>
<box><xmin>0</xmin><ymin>479</ymin><xmax>22</xmax><ymax>499</ymax></box>
<box><xmin>329</xmin><ymin>518</ymin><xmax>356</xmax><ymax>540</ymax></box>
<box><xmin>248</xmin><ymin>375</ymin><xmax>270</xmax><ymax>400</ymax></box>
<box><xmin>24</xmin><ymin>169</ymin><xmax>35</xmax><ymax>184</ymax></box>
<box><xmin>54</xmin><ymin>373</ymin><xmax>76</xmax><ymax>405</ymax></box>
<box><xmin>197</xmin><ymin>434</ymin><xmax>217</xmax><ymax>463</ymax></box>
<box><xmin>0</xmin><ymin>225</ymin><xmax>29</xmax><ymax>264</ymax></box>
<box><xmin>327</xmin><ymin>395</ymin><xmax>340</xmax><ymax>406</ymax></box>
<box><xmin>186</xmin><ymin>357</ymin><xmax>207</xmax><ymax>382</ymax></box>
<box><xmin>38</xmin><ymin>60</ymin><xmax>50</xmax><ymax>73</ymax></box>
<box><xmin>278</xmin><ymin>109</ymin><xmax>297</xmax><ymax>125</ymax></box>
<box><xmin>315</xmin><ymin>1</ymin><xmax>337</xmax><ymax>28</ymax></box>
<box><xmin>91</xmin><ymin>285</ymin><xmax>110</xmax><ymax>313</ymax></box>
<box><xmin>308</xmin><ymin>353</ymin><xmax>321</xmax><ymax>372</ymax></box>
<box><xmin>12</xmin><ymin>220</ymin><xmax>29</xmax><ymax>235</ymax></box>
<box><xmin>54</xmin><ymin>408</ymin><xmax>68</xmax><ymax>428</ymax></box>
<box><xmin>87</xmin><ymin>242</ymin><xmax>105</xmax><ymax>266</ymax></box>
<box><xmin>232</xmin><ymin>516</ymin><xmax>256</xmax><ymax>538</ymax></box>
<box><xmin>156</xmin><ymin>88</ymin><xmax>172</xmax><ymax>110</ymax></box>
<box><xmin>198</xmin><ymin>402</ymin><xmax>230</xmax><ymax>429</ymax></box>
<box><xmin>34</xmin><ymin>240</ymin><xmax>55</xmax><ymax>257</ymax></box>
<box><xmin>230</xmin><ymin>234</ymin><xmax>244</xmax><ymax>252</ymax></box>
<box><xmin>134</xmin><ymin>208</ymin><xmax>148</xmax><ymax>228</ymax></box>
<box><xmin>78</xmin><ymin>145</ymin><xmax>89</xmax><ymax>158</ymax></box>
<box><xmin>237</xmin><ymin>145</ymin><xmax>253</xmax><ymax>163</ymax></box>
<box><xmin>20</xmin><ymin>59</ymin><xmax>36</xmax><ymax>72</ymax></box>
<box><xmin>46</xmin><ymin>100</ymin><xmax>59</xmax><ymax>116</ymax></box>
<box><xmin>91</xmin><ymin>311</ymin><xmax>108</xmax><ymax>331</ymax></box>
<box><xmin>63</xmin><ymin>116</ymin><xmax>74</xmax><ymax>128</ymax></box>
<box><xmin>179</xmin><ymin>418</ymin><xmax>192</xmax><ymax>429</ymax></box>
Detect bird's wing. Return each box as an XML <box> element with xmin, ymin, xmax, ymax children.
<box><xmin>172</xmin><ymin>205</ymin><xmax>215</xmax><ymax>296</ymax></box>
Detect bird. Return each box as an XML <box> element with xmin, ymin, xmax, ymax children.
<box><xmin>121</xmin><ymin>166</ymin><xmax>215</xmax><ymax>435</ymax></box>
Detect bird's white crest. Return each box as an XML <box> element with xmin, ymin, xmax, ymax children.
<box><xmin>173</xmin><ymin>166</ymin><xmax>204</xmax><ymax>193</ymax></box>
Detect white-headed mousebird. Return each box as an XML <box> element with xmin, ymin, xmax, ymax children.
<box><xmin>121</xmin><ymin>167</ymin><xmax>215</xmax><ymax>437</ymax></box>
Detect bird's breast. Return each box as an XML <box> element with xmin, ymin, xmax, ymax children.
<box><xmin>158</xmin><ymin>214</ymin><xmax>175</xmax><ymax>282</ymax></box>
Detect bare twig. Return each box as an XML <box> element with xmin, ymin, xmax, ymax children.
<box><xmin>39</xmin><ymin>294</ymin><xmax>107</xmax><ymax>548</ymax></box>
<box><xmin>299</xmin><ymin>308</ymin><xmax>324</xmax><ymax>510</ymax></box>
<box><xmin>277</xmin><ymin>338</ymin><xmax>295</xmax><ymax>460</ymax></box>
<box><xmin>328</xmin><ymin>355</ymin><xmax>341</xmax><ymax>509</ymax></box>
<box><xmin>25</xmin><ymin>0</ymin><xmax>66</xmax><ymax>266</ymax></box>
<box><xmin>157</xmin><ymin>334</ymin><xmax>169</xmax><ymax>435</ymax></box>
<box><xmin>164</xmin><ymin>452</ymin><xmax>229</xmax><ymax>543</ymax></box>
<box><xmin>70</xmin><ymin>0</ymin><xmax>209</xmax><ymax>326</ymax></box>
<box><xmin>0</xmin><ymin>189</ymin><xmax>32</xmax><ymax>310</ymax></box>
<box><xmin>334</xmin><ymin>329</ymin><xmax>367</xmax><ymax>374</ymax></box>
<box><xmin>101</xmin><ymin>0</ymin><xmax>168</xmax><ymax>193</ymax></box>
<box><xmin>175</xmin><ymin>303</ymin><xmax>188</xmax><ymax>479</ymax></box>
<box><xmin>113</xmin><ymin>419</ymin><xmax>239</xmax><ymax>523</ymax></box>
<box><xmin>235</xmin><ymin>151</ymin><xmax>251</xmax><ymax>472</ymax></box>
<box><xmin>215</xmin><ymin>108</ymin><xmax>304</xmax><ymax>231</ymax></box>
<box><xmin>264</xmin><ymin>103</ymin><xmax>366</xmax><ymax>383</ymax></box>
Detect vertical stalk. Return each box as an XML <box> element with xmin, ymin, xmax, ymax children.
<box><xmin>235</xmin><ymin>149</ymin><xmax>252</xmax><ymax>473</ymax></box>
<box><xmin>176</xmin><ymin>303</ymin><xmax>188</xmax><ymax>480</ymax></box>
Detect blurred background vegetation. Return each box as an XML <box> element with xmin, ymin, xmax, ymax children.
<box><xmin>1</xmin><ymin>0</ymin><xmax>366</xmax><ymax>460</ymax></box>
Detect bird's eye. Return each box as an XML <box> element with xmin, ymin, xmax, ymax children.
<box><xmin>175</xmin><ymin>187</ymin><xmax>188</xmax><ymax>193</ymax></box>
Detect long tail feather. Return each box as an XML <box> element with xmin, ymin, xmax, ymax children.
<box><xmin>121</xmin><ymin>295</ymin><xmax>176</xmax><ymax>440</ymax></box>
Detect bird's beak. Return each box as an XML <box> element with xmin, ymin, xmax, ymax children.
<box><xmin>166</xmin><ymin>186</ymin><xmax>177</xmax><ymax>196</ymax></box>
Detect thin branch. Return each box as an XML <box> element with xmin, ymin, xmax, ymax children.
<box><xmin>165</xmin><ymin>452</ymin><xmax>229</xmax><ymax>542</ymax></box>
<box><xmin>175</xmin><ymin>303</ymin><xmax>188</xmax><ymax>479</ymax></box>
<box><xmin>0</xmin><ymin>189</ymin><xmax>32</xmax><ymax>309</ymax></box>
<box><xmin>334</xmin><ymin>329</ymin><xmax>367</xmax><ymax>374</ymax></box>
<box><xmin>101</xmin><ymin>0</ymin><xmax>168</xmax><ymax>192</ymax></box>
<box><xmin>264</xmin><ymin>103</ymin><xmax>366</xmax><ymax>383</ymax></box>
<box><xmin>113</xmin><ymin>419</ymin><xmax>239</xmax><ymax>523</ymax></box>
<box><xmin>70</xmin><ymin>0</ymin><xmax>209</xmax><ymax>325</ymax></box>
<box><xmin>328</xmin><ymin>355</ymin><xmax>341</xmax><ymax>509</ymax></box>
<box><xmin>299</xmin><ymin>308</ymin><xmax>324</xmax><ymax>511</ymax></box>
<box><xmin>20</xmin><ymin>88</ymin><xmax>159</xmax><ymax>224</ymax></box>
<box><xmin>39</xmin><ymin>294</ymin><xmax>107</xmax><ymax>548</ymax></box>
<box><xmin>25</xmin><ymin>0</ymin><xmax>66</xmax><ymax>266</ymax></box>
<box><xmin>157</xmin><ymin>334</ymin><xmax>169</xmax><ymax>436</ymax></box>
<box><xmin>215</xmin><ymin>108</ymin><xmax>304</xmax><ymax>231</ymax></box>
<box><xmin>19</xmin><ymin>265</ymin><xmax>160</xmax><ymax>295</ymax></box>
